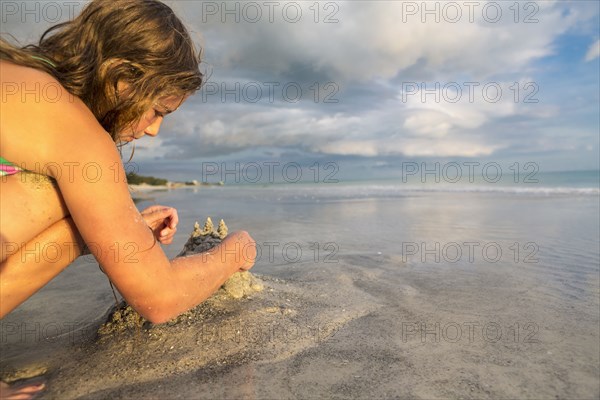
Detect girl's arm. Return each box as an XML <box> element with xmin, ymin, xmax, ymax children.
<box><xmin>54</xmin><ymin>119</ymin><xmax>255</xmax><ymax>323</ymax></box>
<box><xmin>0</xmin><ymin>217</ymin><xmax>85</xmax><ymax>318</ymax></box>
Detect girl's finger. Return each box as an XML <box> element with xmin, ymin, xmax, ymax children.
<box><xmin>160</xmin><ymin>227</ymin><xmax>176</xmax><ymax>238</ymax></box>
<box><xmin>169</xmin><ymin>209</ymin><xmax>179</xmax><ymax>229</ymax></box>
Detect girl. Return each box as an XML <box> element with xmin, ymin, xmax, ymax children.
<box><xmin>0</xmin><ymin>1</ymin><xmax>256</xmax><ymax>398</ymax></box>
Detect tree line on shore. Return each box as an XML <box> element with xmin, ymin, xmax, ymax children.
<box><xmin>126</xmin><ymin>172</ymin><xmax>221</xmax><ymax>187</ymax></box>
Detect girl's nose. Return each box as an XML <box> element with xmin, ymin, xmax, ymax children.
<box><xmin>145</xmin><ymin>116</ymin><xmax>163</xmax><ymax>137</ymax></box>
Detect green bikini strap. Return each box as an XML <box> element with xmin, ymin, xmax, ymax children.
<box><xmin>31</xmin><ymin>55</ymin><xmax>57</xmax><ymax>68</ymax></box>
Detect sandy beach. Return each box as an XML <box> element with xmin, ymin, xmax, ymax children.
<box><xmin>1</xmin><ymin>184</ymin><xmax>598</xmax><ymax>399</ymax></box>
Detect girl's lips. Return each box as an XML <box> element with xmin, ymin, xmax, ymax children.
<box><xmin>119</xmin><ymin>136</ymin><xmax>134</xmax><ymax>143</ymax></box>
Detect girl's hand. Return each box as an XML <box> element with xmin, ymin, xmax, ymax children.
<box><xmin>140</xmin><ymin>205</ymin><xmax>179</xmax><ymax>245</ymax></box>
<box><xmin>221</xmin><ymin>231</ymin><xmax>256</xmax><ymax>271</ymax></box>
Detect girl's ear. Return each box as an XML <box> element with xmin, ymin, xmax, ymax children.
<box><xmin>99</xmin><ymin>58</ymin><xmax>126</xmax><ymax>102</ymax></box>
<box><xmin>116</xmin><ymin>80</ymin><xmax>130</xmax><ymax>99</ymax></box>
<box><xmin>101</xmin><ymin>58</ymin><xmax>144</xmax><ymax>100</ymax></box>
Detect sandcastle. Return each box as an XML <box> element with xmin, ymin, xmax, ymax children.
<box><xmin>177</xmin><ymin>217</ymin><xmax>263</xmax><ymax>298</ymax></box>
<box><xmin>98</xmin><ymin>218</ymin><xmax>263</xmax><ymax>336</ymax></box>
<box><xmin>177</xmin><ymin>217</ymin><xmax>228</xmax><ymax>255</ymax></box>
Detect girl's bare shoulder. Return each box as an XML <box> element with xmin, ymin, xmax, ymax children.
<box><xmin>0</xmin><ymin>60</ymin><xmax>116</xmax><ymax>175</ymax></box>
<box><xmin>0</xmin><ymin>59</ymin><xmax>98</xmax><ymax>128</ymax></box>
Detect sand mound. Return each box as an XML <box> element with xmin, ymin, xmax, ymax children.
<box><xmin>98</xmin><ymin>218</ymin><xmax>264</xmax><ymax>338</ymax></box>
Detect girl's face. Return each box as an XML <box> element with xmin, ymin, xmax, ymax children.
<box><xmin>118</xmin><ymin>94</ymin><xmax>187</xmax><ymax>143</ymax></box>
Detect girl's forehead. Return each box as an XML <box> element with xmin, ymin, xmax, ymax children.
<box><xmin>159</xmin><ymin>94</ymin><xmax>186</xmax><ymax>104</ymax></box>
<box><xmin>156</xmin><ymin>95</ymin><xmax>188</xmax><ymax>111</ymax></box>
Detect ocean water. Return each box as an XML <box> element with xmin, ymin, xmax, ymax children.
<box><xmin>1</xmin><ymin>173</ymin><xmax>599</xmax><ymax>395</ymax></box>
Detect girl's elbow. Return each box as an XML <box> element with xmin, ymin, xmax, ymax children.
<box><xmin>135</xmin><ymin>298</ymin><xmax>179</xmax><ymax>324</ymax></box>
<box><xmin>145</xmin><ymin>312</ymin><xmax>173</xmax><ymax>325</ymax></box>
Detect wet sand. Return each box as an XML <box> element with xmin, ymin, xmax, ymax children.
<box><xmin>1</xmin><ymin>189</ymin><xmax>598</xmax><ymax>399</ymax></box>
<box><xmin>5</xmin><ymin>265</ymin><xmax>378</xmax><ymax>399</ymax></box>
<box><xmin>3</xmin><ymin>253</ymin><xmax>598</xmax><ymax>399</ymax></box>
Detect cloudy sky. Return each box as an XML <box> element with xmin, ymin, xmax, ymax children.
<box><xmin>2</xmin><ymin>1</ymin><xmax>599</xmax><ymax>181</ymax></box>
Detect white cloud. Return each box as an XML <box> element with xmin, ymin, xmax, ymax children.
<box><xmin>317</xmin><ymin>140</ymin><xmax>379</xmax><ymax>157</ymax></box>
<box><xmin>399</xmin><ymin>80</ymin><xmax>524</xmax><ymax>139</ymax></box>
<box><xmin>585</xmin><ymin>39</ymin><xmax>600</xmax><ymax>61</ymax></box>
<box><xmin>159</xmin><ymin>88</ymin><xmax>523</xmax><ymax>159</ymax></box>
<box><xmin>314</xmin><ymin>137</ymin><xmax>498</xmax><ymax>158</ymax></box>
<box><xmin>176</xmin><ymin>1</ymin><xmax>584</xmax><ymax>82</ymax></box>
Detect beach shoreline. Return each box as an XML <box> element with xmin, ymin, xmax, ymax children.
<box><xmin>128</xmin><ymin>182</ymin><xmax>224</xmax><ymax>193</ymax></box>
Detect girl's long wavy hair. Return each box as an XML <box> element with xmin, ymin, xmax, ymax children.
<box><xmin>0</xmin><ymin>0</ymin><xmax>203</xmax><ymax>142</ymax></box>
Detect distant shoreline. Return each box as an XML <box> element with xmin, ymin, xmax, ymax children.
<box><xmin>129</xmin><ymin>181</ymin><xmax>224</xmax><ymax>192</ymax></box>
<box><xmin>126</xmin><ymin>172</ymin><xmax>224</xmax><ymax>192</ymax></box>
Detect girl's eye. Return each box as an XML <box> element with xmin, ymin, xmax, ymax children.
<box><xmin>154</xmin><ymin>109</ymin><xmax>165</xmax><ymax>118</ymax></box>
